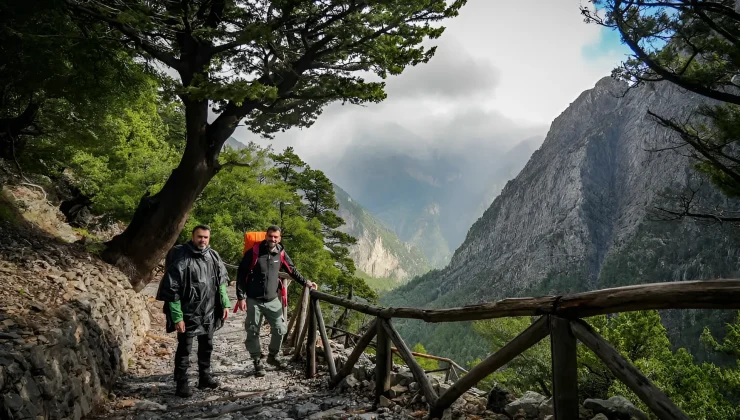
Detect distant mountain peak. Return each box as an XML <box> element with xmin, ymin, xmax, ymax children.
<box><xmin>223</xmin><ymin>136</ymin><xmax>247</xmax><ymax>151</ymax></box>
<box><xmin>333</xmin><ymin>183</ymin><xmax>430</xmax><ymax>286</ymax></box>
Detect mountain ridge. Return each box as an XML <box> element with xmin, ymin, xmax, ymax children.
<box><xmin>382</xmin><ymin>76</ymin><xmax>740</xmax><ymax>364</ymax></box>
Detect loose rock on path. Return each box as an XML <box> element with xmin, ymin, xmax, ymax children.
<box><xmin>93</xmin><ymin>284</ymin><xmax>404</xmax><ymax>420</ymax></box>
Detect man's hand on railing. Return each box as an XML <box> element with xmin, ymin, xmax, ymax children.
<box><xmin>306</xmin><ymin>280</ymin><xmax>318</xmax><ymax>290</ymax></box>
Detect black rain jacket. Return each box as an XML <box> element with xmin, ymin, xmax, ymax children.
<box><xmin>156</xmin><ymin>242</ymin><xmax>228</xmax><ymax>336</ymax></box>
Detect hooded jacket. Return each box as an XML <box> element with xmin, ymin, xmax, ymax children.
<box><xmin>236</xmin><ymin>241</ymin><xmax>307</xmax><ymax>302</ymax></box>
<box><xmin>156</xmin><ymin>242</ymin><xmax>230</xmax><ymax>336</ymax></box>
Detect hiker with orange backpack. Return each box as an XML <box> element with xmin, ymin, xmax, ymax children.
<box><xmin>234</xmin><ymin>225</ymin><xmax>317</xmax><ymax>376</ymax></box>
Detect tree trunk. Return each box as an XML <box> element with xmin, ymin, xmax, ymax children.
<box><xmin>101</xmin><ymin>98</ymin><xmax>228</xmax><ymax>291</ymax></box>
<box><xmin>0</xmin><ymin>100</ymin><xmax>40</xmax><ymax>161</ymax></box>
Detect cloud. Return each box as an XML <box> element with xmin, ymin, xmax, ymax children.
<box><xmin>233</xmin><ymin>0</ymin><xmax>629</xmax><ymax>178</ymax></box>
<box><xmin>385</xmin><ymin>38</ymin><xmax>501</xmax><ymax>100</ymax></box>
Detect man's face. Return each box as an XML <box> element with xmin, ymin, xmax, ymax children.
<box><xmin>192</xmin><ymin>228</ymin><xmax>210</xmax><ymax>249</ymax></box>
<box><xmin>266</xmin><ymin>230</ymin><xmax>281</xmax><ymax>248</ymax></box>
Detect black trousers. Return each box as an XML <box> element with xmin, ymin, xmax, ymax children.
<box><xmin>174</xmin><ymin>330</ymin><xmax>214</xmax><ymax>381</ymax></box>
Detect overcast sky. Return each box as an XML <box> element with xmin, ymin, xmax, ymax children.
<box><xmin>233</xmin><ymin>0</ymin><xmax>631</xmax><ymax>171</ymax></box>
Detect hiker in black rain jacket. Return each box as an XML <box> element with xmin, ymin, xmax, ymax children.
<box><xmin>235</xmin><ymin>225</ymin><xmax>317</xmax><ymax>377</ymax></box>
<box><xmin>156</xmin><ymin>225</ymin><xmax>230</xmax><ymax>397</ymax></box>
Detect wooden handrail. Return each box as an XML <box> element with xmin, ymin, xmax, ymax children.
<box><xmin>311</xmin><ymin>279</ymin><xmax>740</xmax><ymax>321</ymax></box>
<box><xmin>309</xmin><ymin>280</ymin><xmax>740</xmax><ymax>419</ymax></box>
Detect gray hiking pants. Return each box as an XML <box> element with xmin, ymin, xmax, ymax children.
<box><xmin>245</xmin><ymin>297</ymin><xmax>286</xmax><ymax>358</ymax></box>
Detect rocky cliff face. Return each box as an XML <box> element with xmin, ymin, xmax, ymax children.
<box><xmin>335</xmin><ymin>184</ymin><xmax>430</xmax><ymax>283</ymax></box>
<box><xmin>383</xmin><ymin>77</ymin><xmax>740</xmax><ymax>363</ymax></box>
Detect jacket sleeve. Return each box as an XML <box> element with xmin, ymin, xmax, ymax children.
<box><xmin>281</xmin><ymin>251</ymin><xmax>308</xmax><ymax>287</ymax></box>
<box><xmin>236</xmin><ymin>249</ymin><xmax>252</xmax><ymax>301</ymax></box>
<box><xmin>156</xmin><ymin>248</ymin><xmax>184</xmax><ymax>303</ymax></box>
<box><xmin>212</xmin><ymin>251</ymin><xmax>231</xmax><ymax>308</ymax></box>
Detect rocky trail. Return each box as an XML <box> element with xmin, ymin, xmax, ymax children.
<box><xmin>92</xmin><ymin>283</ymin><xmax>439</xmax><ymax>420</ymax></box>
<box><xmin>92</xmin><ymin>284</ymin><xmax>645</xmax><ymax>420</ymax></box>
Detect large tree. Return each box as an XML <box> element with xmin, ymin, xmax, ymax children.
<box><xmin>582</xmin><ymin>0</ymin><xmax>740</xmax><ymax>221</ymax></box>
<box><xmin>64</xmin><ymin>0</ymin><xmax>465</xmax><ymax>289</ymax></box>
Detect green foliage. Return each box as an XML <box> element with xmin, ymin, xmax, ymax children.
<box><xmin>701</xmin><ymin>311</ymin><xmax>740</xmax><ymax>404</ymax></box>
<box><xmin>23</xmin><ymin>78</ymin><xmax>183</xmax><ymax>222</ymax></box>
<box><xmin>471</xmin><ymin>317</ymin><xmax>552</xmax><ymax>396</ymax></box>
<box><xmin>181</xmin><ymin>144</ymin><xmax>377</xmax><ymax>303</ymax></box>
<box><xmin>64</xmin><ymin>0</ymin><xmax>467</xmax><ymax>144</ymax></box>
<box><xmin>411</xmin><ymin>343</ymin><xmax>439</xmax><ymax>371</ymax></box>
<box><xmin>469</xmin><ymin>311</ymin><xmax>740</xmax><ymax>419</ymax></box>
<box><xmin>356</xmin><ymin>271</ymin><xmax>398</xmax><ymax>293</ymax></box>
<box><xmin>0</xmin><ymin>0</ymin><xmax>152</xmax><ymax>158</ymax></box>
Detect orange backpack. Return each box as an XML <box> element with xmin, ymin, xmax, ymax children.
<box><xmin>243</xmin><ymin>231</ymin><xmax>266</xmax><ymax>255</ymax></box>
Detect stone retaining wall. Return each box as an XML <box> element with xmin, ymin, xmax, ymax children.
<box><xmin>0</xmin><ymin>223</ymin><xmax>151</xmax><ymax>420</ymax></box>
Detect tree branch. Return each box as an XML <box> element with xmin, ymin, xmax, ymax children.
<box><xmin>648</xmin><ymin>110</ymin><xmax>740</xmax><ymax>186</ymax></box>
<box><xmin>65</xmin><ymin>0</ymin><xmax>180</xmax><ymax>71</ymax></box>
<box><xmin>588</xmin><ymin>0</ymin><xmax>740</xmax><ymax>105</ymax></box>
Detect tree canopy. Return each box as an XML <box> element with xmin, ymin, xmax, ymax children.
<box><xmin>0</xmin><ymin>0</ymin><xmax>151</xmax><ymax>161</ymax></box>
<box><xmin>582</xmin><ymin>0</ymin><xmax>740</xmax><ymax>220</ymax></box>
<box><xmin>56</xmin><ymin>0</ymin><xmax>466</xmax><ymax>287</ymax></box>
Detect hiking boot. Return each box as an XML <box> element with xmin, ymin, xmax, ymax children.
<box><xmin>254</xmin><ymin>360</ymin><xmax>267</xmax><ymax>377</ymax></box>
<box><xmin>266</xmin><ymin>354</ymin><xmax>288</xmax><ymax>370</ymax></box>
<box><xmin>175</xmin><ymin>380</ymin><xmax>192</xmax><ymax>397</ymax></box>
<box><xmin>197</xmin><ymin>374</ymin><xmax>220</xmax><ymax>389</ymax></box>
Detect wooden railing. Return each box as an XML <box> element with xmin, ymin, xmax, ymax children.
<box><xmin>323</xmin><ymin>324</ymin><xmax>469</xmax><ymax>382</ymax></box>
<box><xmin>283</xmin><ymin>279</ymin><xmax>740</xmax><ymax>420</ymax></box>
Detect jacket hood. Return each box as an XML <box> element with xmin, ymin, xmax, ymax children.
<box><xmin>187</xmin><ymin>241</ymin><xmax>211</xmax><ymax>256</ymax></box>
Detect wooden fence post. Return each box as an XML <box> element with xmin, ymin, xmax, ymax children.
<box><xmin>330</xmin><ymin>319</ymin><xmax>378</xmax><ymax>388</ymax></box>
<box><xmin>282</xmin><ymin>278</ymin><xmax>292</xmax><ymax>320</ymax></box>
<box><xmin>429</xmin><ymin>316</ymin><xmax>550</xmax><ymax>419</ymax></box>
<box><xmin>313</xmin><ymin>298</ymin><xmax>337</xmax><ymax>379</ymax></box>
<box><xmin>288</xmin><ymin>285</ymin><xmax>310</xmax><ymax>347</ymax></box>
<box><xmin>550</xmin><ymin>316</ymin><xmax>578</xmax><ymax>420</ymax></box>
<box><xmin>571</xmin><ymin>320</ymin><xmax>690</xmax><ymax>420</ymax></box>
<box><xmin>375</xmin><ymin>317</ymin><xmax>392</xmax><ymax>402</ymax></box>
<box><xmin>381</xmin><ymin>319</ymin><xmax>438</xmax><ymax>406</ymax></box>
<box><xmin>291</xmin><ymin>312</ymin><xmax>310</xmax><ymax>361</ymax></box>
<box><xmin>306</xmin><ymin>296</ymin><xmax>317</xmax><ymax>378</ymax></box>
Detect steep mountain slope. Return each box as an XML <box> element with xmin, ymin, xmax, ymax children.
<box><xmin>469</xmin><ymin>137</ymin><xmax>541</xmax><ymax>224</ymax></box>
<box><xmin>334</xmin><ymin>184</ymin><xmax>430</xmax><ymax>286</ymax></box>
<box><xmin>382</xmin><ymin>77</ymin><xmax>740</xmax><ymax>364</ymax></box>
